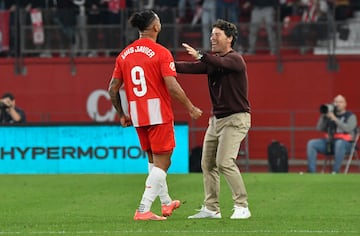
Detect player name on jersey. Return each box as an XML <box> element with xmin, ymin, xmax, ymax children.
<box><xmin>121</xmin><ymin>45</ymin><xmax>156</xmax><ymax>59</ymax></box>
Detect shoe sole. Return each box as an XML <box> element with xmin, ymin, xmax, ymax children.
<box><xmin>188</xmin><ymin>214</ymin><xmax>222</xmax><ymax>219</ymax></box>
<box><xmin>230</xmin><ymin>215</ymin><xmax>251</xmax><ymax>219</ymax></box>
<box><xmin>188</xmin><ymin>216</ymin><xmax>222</xmax><ymax>219</ymax></box>
<box><xmin>134</xmin><ymin>210</ymin><xmax>167</xmax><ymax>220</ymax></box>
<box><xmin>134</xmin><ymin>217</ymin><xmax>167</xmax><ymax>221</ymax></box>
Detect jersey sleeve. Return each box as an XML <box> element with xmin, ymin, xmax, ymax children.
<box><xmin>160</xmin><ymin>48</ymin><xmax>177</xmax><ymax>78</ymax></box>
<box><xmin>111</xmin><ymin>57</ymin><xmax>123</xmax><ymax>79</ymax></box>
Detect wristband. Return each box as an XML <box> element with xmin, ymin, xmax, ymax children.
<box><xmin>196</xmin><ymin>50</ymin><xmax>203</xmax><ymax>60</ymax></box>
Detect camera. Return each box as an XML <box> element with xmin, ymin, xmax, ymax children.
<box><xmin>319</xmin><ymin>103</ymin><xmax>338</xmax><ymax>114</ymax></box>
<box><xmin>0</xmin><ymin>101</ymin><xmax>9</xmax><ymax>109</ymax></box>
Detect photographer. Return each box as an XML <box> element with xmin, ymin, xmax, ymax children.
<box><xmin>0</xmin><ymin>93</ymin><xmax>26</xmax><ymax>124</ymax></box>
<box><xmin>307</xmin><ymin>95</ymin><xmax>357</xmax><ymax>173</ymax></box>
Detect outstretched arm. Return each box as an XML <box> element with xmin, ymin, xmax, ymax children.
<box><xmin>182</xmin><ymin>42</ymin><xmax>245</xmax><ymax>71</ymax></box>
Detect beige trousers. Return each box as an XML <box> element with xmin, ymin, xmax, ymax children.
<box><xmin>201</xmin><ymin>112</ymin><xmax>251</xmax><ymax>212</ymax></box>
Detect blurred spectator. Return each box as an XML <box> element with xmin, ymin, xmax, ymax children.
<box><xmin>331</xmin><ymin>0</ymin><xmax>353</xmax><ymax>41</ymax></box>
<box><xmin>73</xmin><ymin>0</ymin><xmax>89</xmax><ymax>56</ymax></box>
<box><xmin>244</xmin><ymin>0</ymin><xmax>278</xmax><ymax>55</ymax></box>
<box><xmin>279</xmin><ymin>0</ymin><xmax>297</xmax><ymax>22</ymax></box>
<box><xmin>301</xmin><ymin>0</ymin><xmax>327</xmax><ymax>22</ymax></box>
<box><xmin>279</xmin><ymin>0</ymin><xmax>303</xmax><ymax>44</ymax></box>
<box><xmin>54</xmin><ymin>0</ymin><xmax>77</xmax><ymax>56</ymax></box>
<box><xmin>86</xmin><ymin>0</ymin><xmax>102</xmax><ymax>56</ymax></box>
<box><xmin>350</xmin><ymin>0</ymin><xmax>360</xmax><ymax>11</ymax></box>
<box><xmin>201</xmin><ymin>0</ymin><xmax>216</xmax><ymax>50</ymax></box>
<box><xmin>191</xmin><ymin>0</ymin><xmax>203</xmax><ymax>25</ymax></box>
<box><xmin>216</xmin><ymin>0</ymin><xmax>239</xmax><ymax>23</ymax></box>
<box><xmin>291</xmin><ymin>0</ymin><xmax>329</xmax><ymax>54</ymax></box>
<box><xmin>0</xmin><ymin>1</ymin><xmax>10</xmax><ymax>56</ymax></box>
<box><xmin>4</xmin><ymin>0</ymin><xmax>30</xmax><ymax>57</ymax></box>
<box><xmin>177</xmin><ymin>0</ymin><xmax>197</xmax><ymax>23</ymax></box>
<box><xmin>27</xmin><ymin>0</ymin><xmax>56</xmax><ymax>57</ymax></box>
<box><xmin>0</xmin><ymin>92</ymin><xmax>26</xmax><ymax>124</ymax></box>
<box><xmin>143</xmin><ymin>0</ymin><xmax>155</xmax><ymax>9</ymax></box>
<box><xmin>153</xmin><ymin>0</ymin><xmax>177</xmax><ymax>49</ymax></box>
<box><xmin>334</xmin><ymin>0</ymin><xmax>352</xmax><ymax>21</ymax></box>
<box><xmin>100</xmin><ymin>0</ymin><xmax>127</xmax><ymax>56</ymax></box>
<box><xmin>343</xmin><ymin>7</ymin><xmax>360</xmax><ymax>47</ymax></box>
<box><xmin>106</xmin><ymin>0</ymin><xmax>123</xmax><ymax>24</ymax></box>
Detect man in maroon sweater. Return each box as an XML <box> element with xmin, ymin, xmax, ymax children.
<box><xmin>175</xmin><ymin>19</ymin><xmax>251</xmax><ymax>219</ymax></box>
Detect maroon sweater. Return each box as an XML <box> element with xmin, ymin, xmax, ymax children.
<box><xmin>175</xmin><ymin>50</ymin><xmax>250</xmax><ymax>118</ymax></box>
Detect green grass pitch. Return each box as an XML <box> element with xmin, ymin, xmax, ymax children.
<box><xmin>1</xmin><ymin>173</ymin><xmax>359</xmax><ymax>235</ymax></box>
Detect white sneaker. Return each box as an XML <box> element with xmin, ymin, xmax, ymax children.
<box><xmin>230</xmin><ymin>205</ymin><xmax>251</xmax><ymax>219</ymax></box>
<box><xmin>188</xmin><ymin>205</ymin><xmax>221</xmax><ymax>219</ymax></box>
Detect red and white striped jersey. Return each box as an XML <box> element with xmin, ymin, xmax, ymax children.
<box><xmin>112</xmin><ymin>38</ymin><xmax>176</xmax><ymax>127</ymax></box>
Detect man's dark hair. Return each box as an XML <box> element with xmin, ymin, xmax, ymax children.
<box><xmin>212</xmin><ymin>19</ymin><xmax>238</xmax><ymax>47</ymax></box>
<box><xmin>129</xmin><ymin>10</ymin><xmax>157</xmax><ymax>31</ymax></box>
<box><xmin>1</xmin><ymin>92</ymin><xmax>15</xmax><ymax>100</ymax></box>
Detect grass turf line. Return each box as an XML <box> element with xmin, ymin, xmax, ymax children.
<box><xmin>0</xmin><ymin>173</ymin><xmax>359</xmax><ymax>235</ymax></box>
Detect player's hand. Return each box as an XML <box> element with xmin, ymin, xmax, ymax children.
<box><xmin>119</xmin><ymin>115</ymin><xmax>132</xmax><ymax>127</ymax></box>
<box><xmin>189</xmin><ymin>106</ymin><xmax>202</xmax><ymax>120</ymax></box>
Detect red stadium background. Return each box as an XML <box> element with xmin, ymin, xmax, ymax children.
<box><xmin>1</xmin><ymin>54</ymin><xmax>359</xmax><ymax>165</ymax></box>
